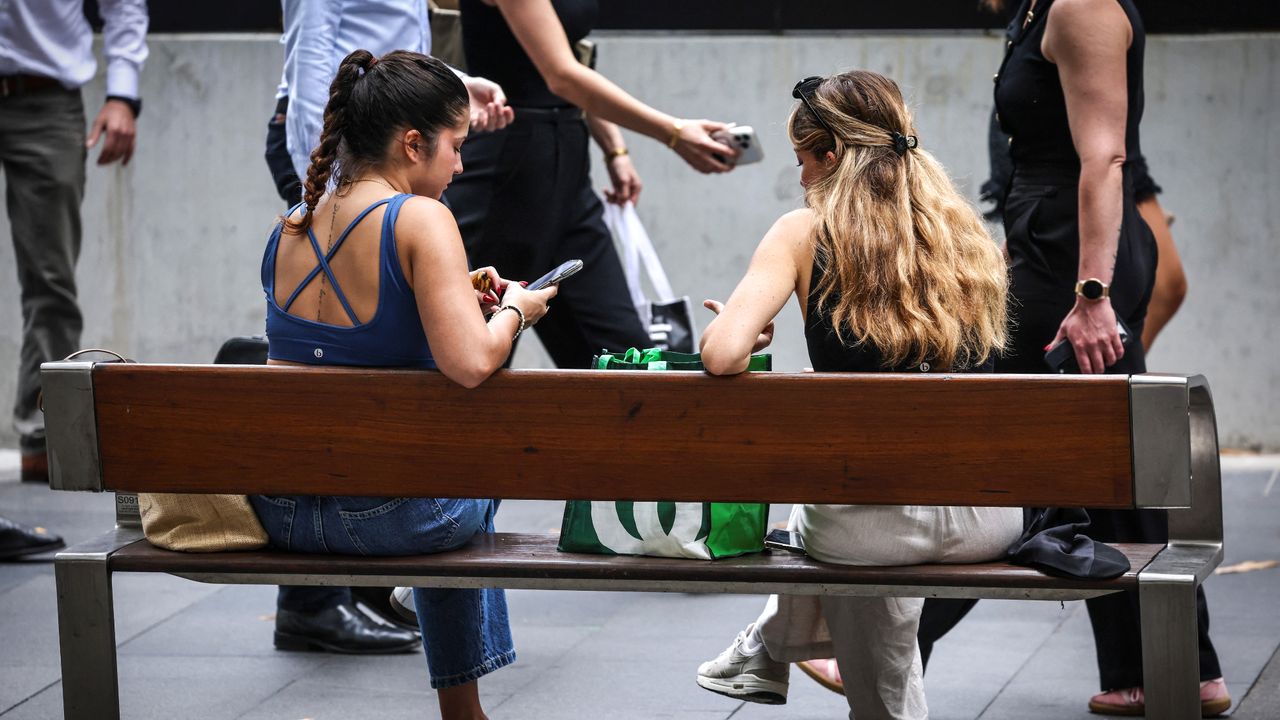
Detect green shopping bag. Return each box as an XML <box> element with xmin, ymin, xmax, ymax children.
<box><xmin>559</xmin><ymin>501</ymin><xmax>770</xmax><ymax>559</ymax></box>
<box><xmin>591</xmin><ymin>347</ymin><xmax>772</xmax><ymax>372</ymax></box>
<box><xmin>559</xmin><ymin>348</ymin><xmax>771</xmax><ymax>559</ymax></box>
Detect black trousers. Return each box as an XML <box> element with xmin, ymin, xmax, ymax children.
<box><xmin>918</xmin><ymin>168</ymin><xmax>1221</xmax><ymax>689</ymax></box>
<box><xmin>445</xmin><ymin>108</ymin><xmax>648</xmax><ymax>368</ymax></box>
<box><xmin>262</xmin><ymin>98</ymin><xmax>347</xmax><ymax>613</ymax></box>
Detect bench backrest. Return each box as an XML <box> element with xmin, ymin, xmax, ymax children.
<box><xmin>41</xmin><ymin>363</ymin><xmax>1212</xmax><ymax>515</ymax></box>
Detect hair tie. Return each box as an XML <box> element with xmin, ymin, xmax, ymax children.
<box><xmin>368</xmin><ymin>57</ymin><xmax>379</xmax><ymax>68</ymax></box>
<box><xmin>891</xmin><ymin>131</ymin><xmax>918</xmax><ymax>156</ymax></box>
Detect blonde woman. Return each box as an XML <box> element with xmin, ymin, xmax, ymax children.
<box><xmin>692</xmin><ymin>71</ymin><xmax>1022</xmax><ymax>720</ymax></box>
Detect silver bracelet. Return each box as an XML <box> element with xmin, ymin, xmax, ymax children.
<box><xmin>491</xmin><ymin>304</ymin><xmax>526</xmax><ymax>341</ymax></box>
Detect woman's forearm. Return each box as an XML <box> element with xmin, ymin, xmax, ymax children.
<box><xmin>545</xmin><ymin>63</ymin><xmax>675</xmax><ymax>143</ymax></box>
<box><xmin>1075</xmin><ymin>156</ymin><xmax>1125</xmax><ymax>284</ymax></box>
<box><xmin>586</xmin><ymin>114</ymin><xmax>626</xmax><ymax>154</ymax></box>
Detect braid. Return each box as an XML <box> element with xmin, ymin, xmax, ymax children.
<box><xmin>283</xmin><ymin>49</ymin><xmax>375</xmax><ymax>235</ymax></box>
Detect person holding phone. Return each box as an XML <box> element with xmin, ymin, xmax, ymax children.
<box><xmin>929</xmin><ymin>1</ymin><xmax>1228</xmax><ymax>716</ymax></box>
<box><xmin>445</xmin><ymin>0</ymin><xmax>740</xmax><ymax>370</ymax></box>
<box><xmin>253</xmin><ymin>49</ymin><xmax>555</xmax><ymax>720</ymax></box>
<box><xmin>692</xmin><ymin>71</ymin><xmax>1021</xmax><ymax>720</ymax></box>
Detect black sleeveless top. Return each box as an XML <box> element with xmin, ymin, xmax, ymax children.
<box><xmin>460</xmin><ymin>0</ymin><xmax>596</xmax><ymax>108</ymax></box>
<box><xmin>804</xmin><ymin>257</ymin><xmax>992</xmax><ymax>374</ymax></box>
<box><xmin>994</xmin><ymin>0</ymin><xmax>1146</xmax><ymax>170</ymax></box>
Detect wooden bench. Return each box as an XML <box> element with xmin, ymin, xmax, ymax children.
<box><xmin>41</xmin><ymin>362</ymin><xmax>1224</xmax><ymax>720</ymax></box>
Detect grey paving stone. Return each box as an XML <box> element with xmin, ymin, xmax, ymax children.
<box><xmin>115</xmin><ymin>656</ymin><xmax>326</xmax><ymax>719</ymax></box>
<box><xmin>506</xmin><ymin>588</ymin><xmax>645</xmax><ymax>628</ymax></box>
<box><xmin>119</xmin><ymin>584</ymin><xmax>281</xmax><ymax>658</ymax></box>
<box><xmin>236</xmin><ymin>680</ymin><xmax>447</xmax><ymax>720</ymax></box>
<box><xmin>0</xmin><ymin>664</ymin><xmax>59</xmax><ymax>716</ymax></box>
<box><xmin>486</xmin><ymin>656</ymin><xmax>735</xmax><ymax>720</ymax></box>
<box><xmin>1235</xmin><ymin>644</ymin><xmax>1280</xmax><ymax>719</ymax></box>
<box><xmin>0</xmin><ymin>685</ymin><xmax>61</xmax><ymax>720</ymax></box>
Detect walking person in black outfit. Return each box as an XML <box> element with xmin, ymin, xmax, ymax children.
<box><xmin>447</xmin><ymin>0</ymin><xmax>739</xmax><ymax>369</ymax></box>
<box><xmin>926</xmin><ymin>0</ymin><xmax>1229</xmax><ymax>715</ymax></box>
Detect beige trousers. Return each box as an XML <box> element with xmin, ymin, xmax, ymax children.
<box><xmin>756</xmin><ymin>504</ymin><xmax>1023</xmax><ymax>720</ymax></box>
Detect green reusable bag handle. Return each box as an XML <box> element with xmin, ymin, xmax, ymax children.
<box><xmin>593</xmin><ymin>348</ymin><xmax>770</xmax><ymax>372</ymax></box>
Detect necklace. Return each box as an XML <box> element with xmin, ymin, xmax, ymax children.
<box><xmin>356</xmin><ymin>176</ymin><xmax>400</xmax><ymax>193</ymax></box>
<box><xmin>316</xmin><ymin>195</ymin><xmax>340</xmax><ymax>322</ymax></box>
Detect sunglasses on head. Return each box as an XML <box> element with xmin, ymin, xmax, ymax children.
<box><xmin>792</xmin><ymin>76</ymin><xmax>835</xmax><ymax>137</ymax></box>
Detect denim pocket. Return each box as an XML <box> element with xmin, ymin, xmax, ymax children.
<box><xmin>337</xmin><ymin>497</ymin><xmax>467</xmax><ymax>556</ymax></box>
<box><xmin>249</xmin><ymin>495</ymin><xmax>297</xmax><ymax>550</ymax></box>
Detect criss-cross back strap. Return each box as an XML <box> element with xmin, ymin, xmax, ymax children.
<box><xmin>280</xmin><ymin>198</ymin><xmax>393</xmax><ymax>325</ymax></box>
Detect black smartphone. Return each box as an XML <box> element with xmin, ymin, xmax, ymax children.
<box><xmin>764</xmin><ymin>528</ymin><xmax>806</xmax><ymax>554</ymax></box>
<box><xmin>526</xmin><ymin>259</ymin><xmax>583</xmax><ymax>292</ymax></box>
<box><xmin>1044</xmin><ymin>317</ymin><xmax>1133</xmax><ymax>373</ymax></box>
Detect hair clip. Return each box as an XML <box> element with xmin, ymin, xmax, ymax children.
<box><xmin>891</xmin><ymin>131</ymin><xmax>918</xmax><ymax>156</ymax></box>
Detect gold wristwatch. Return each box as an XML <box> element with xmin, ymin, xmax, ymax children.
<box><xmin>1075</xmin><ymin>278</ymin><xmax>1110</xmax><ymax>300</ymax></box>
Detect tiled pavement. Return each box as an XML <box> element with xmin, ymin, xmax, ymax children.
<box><xmin>2</xmin><ymin>451</ymin><xmax>1277</xmax><ymax>719</ymax></box>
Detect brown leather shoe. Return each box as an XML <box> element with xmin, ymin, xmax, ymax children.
<box><xmin>20</xmin><ymin>449</ymin><xmax>48</xmax><ymax>484</ymax></box>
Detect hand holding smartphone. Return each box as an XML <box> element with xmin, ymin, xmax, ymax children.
<box><xmin>1044</xmin><ymin>317</ymin><xmax>1133</xmax><ymax>373</ymax></box>
<box><xmin>526</xmin><ymin>258</ymin><xmax>583</xmax><ymax>291</ymax></box>
<box><xmin>711</xmin><ymin>125</ymin><xmax>764</xmax><ymax>166</ymax></box>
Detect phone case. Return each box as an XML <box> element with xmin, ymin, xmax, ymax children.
<box><xmin>1044</xmin><ymin>317</ymin><xmax>1133</xmax><ymax>373</ymax></box>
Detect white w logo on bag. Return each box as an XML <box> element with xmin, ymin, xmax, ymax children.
<box><xmin>589</xmin><ymin>502</ymin><xmax>713</xmax><ymax>559</ymax></box>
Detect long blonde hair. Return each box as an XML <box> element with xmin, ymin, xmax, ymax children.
<box><xmin>790</xmin><ymin>70</ymin><xmax>1008</xmax><ymax>370</ymax></box>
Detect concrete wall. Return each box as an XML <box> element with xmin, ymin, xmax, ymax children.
<box><xmin>1</xmin><ymin>32</ymin><xmax>1276</xmax><ymax>449</ymax></box>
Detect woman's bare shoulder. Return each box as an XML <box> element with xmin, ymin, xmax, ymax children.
<box><xmin>764</xmin><ymin>208</ymin><xmax>816</xmax><ymax>253</ymax></box>
<box><xmin>1046</xmin><ymin>0</ymin><xmax>1130</xmax><ymax>45</ymax></box>
<box><xmin>393</xmin><ymin>196</ymin><xmax>462</xmax><ymax>245</ymax></box>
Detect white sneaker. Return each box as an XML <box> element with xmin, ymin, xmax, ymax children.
<box><xmin>389</xmin><ymin>587</ymin><xmax>417</xmax><ymax>624</ymax></box>
<box><xmin>696</xmin><ymin>623</ymin><xmax>789</xmax><ymax>704</ymax></box>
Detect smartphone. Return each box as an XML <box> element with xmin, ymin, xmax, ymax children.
<box><xmin>1044</xmin><ymin>317</ymin><xmax>1133</xmax><ymax>373</ymax></box>
<box><xmin>764</xmin><ymin>528</ymin><xmax>806</xmax><ymax>554</ymax></box>
<box><xmin>526</xmin><ymin>258</ymin><xmax>583</xmax><ymax>292</ymax></box>
<box><xmin>712</xmin><ymin>125</ymin><xmax>764</xmax><ymax>166</ymax></box>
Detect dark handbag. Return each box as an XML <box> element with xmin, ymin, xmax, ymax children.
<box><xmin>213</xmin><ymin>336</ymin><xmax>268</xmax><ymax>365</ymax></box>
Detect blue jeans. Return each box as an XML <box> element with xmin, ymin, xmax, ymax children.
<box><xmin>249</xmin><ymin>495</ymin><xmax>515</xmax><ymax>688</ymax></box>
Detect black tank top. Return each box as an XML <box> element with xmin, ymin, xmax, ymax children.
<box><xmin>994</xmin><ymin>0</ymin><xmax>1146</xmax><ymax>170</ymax></box>
<box><xmin>460</xmin><ymin>0</ymin><xmax>597</xmax><ymax>108</ymax></box>
<box><xmin>804</xmin><ymin>257</ymin><xmax>970</xmax><ymax>374</ymax></box>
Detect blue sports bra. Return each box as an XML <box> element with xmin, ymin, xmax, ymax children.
<box><xmin>261</xmin><ymin>194</ymin><xmax>435</xmax><ymax>368</ymax></box>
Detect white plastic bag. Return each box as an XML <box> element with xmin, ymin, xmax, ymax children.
<box><xmin>603</xmin><ymin>202</ymin><xmax>698</xmax><ymax>352</ymax></box>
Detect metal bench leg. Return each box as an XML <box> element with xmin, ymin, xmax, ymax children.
<box><xmin>1140</xmin><ymin>575</ymin><xmax>1200</xmax><ymax>720</ymax></box>
<box><xmin>56</xmin><ymin>556</ymin><xmax>120</xmax><ymax>720</ymax></box>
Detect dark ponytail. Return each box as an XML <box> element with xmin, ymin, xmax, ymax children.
<box><xmin>284</xmin><ymin>49</ymin><xmax>468</xmax><ymax>235</ymax></box>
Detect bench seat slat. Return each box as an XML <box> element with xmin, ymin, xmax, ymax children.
<box><xmin>91</xmin><ymin>365</ymin><xmax>1136</xmax><ymax>508</ymax></box>
<box><xmin>107</xmin><ymin>534</ymin><xmax>1160</xmax><ymax>594</ymax></box>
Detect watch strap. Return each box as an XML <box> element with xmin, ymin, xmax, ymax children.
<box><xmin>106</xmin><ymin>95</ymin><xmax>142</xmax><ymax>119</ymax></box>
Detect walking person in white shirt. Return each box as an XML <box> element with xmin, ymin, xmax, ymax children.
<box><xmin>277</xmin><ymin>0</ymin><xmax>512</xmax><ymax>188</ymax></box>
<box><xmin>0</xmin><ymin>0</ymin><xmax>147</xmax><ymax>484</ymax></box>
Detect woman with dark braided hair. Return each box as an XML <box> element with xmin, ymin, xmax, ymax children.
<box><xmin>253</xmin><ymin>49</ymin><xmax>556</xmax><ymax>719</ymax></box>
<box><xmin>692</xmin><ymin>71</ymin><xmax>1020</xmax><ymax>720</ymax></box>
